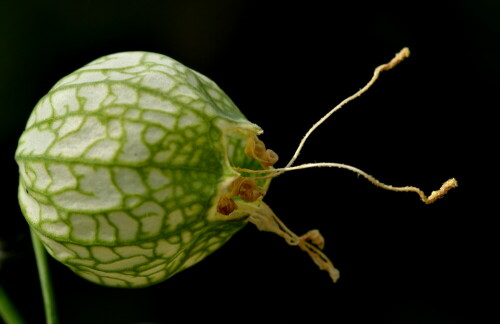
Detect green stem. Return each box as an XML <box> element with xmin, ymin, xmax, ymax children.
<box><xmin>30</xmin><ymin>230</ymin><xmax>58</xmax><ymax>324</ymax></box>
<box><xmin>0</xmin><ymin>284</ymin><xmax>26</xmax><ymax>324</ymax></box>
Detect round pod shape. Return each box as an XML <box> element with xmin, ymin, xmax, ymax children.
<box><xmin>17</xmin><ymin>48</ymin><xmax>449</xmax><ymax>288</ymax></box>
<box><xmin>15</xmin><ymin>52</ymin><xmax>270</xmax><ymax>288</ymax></box>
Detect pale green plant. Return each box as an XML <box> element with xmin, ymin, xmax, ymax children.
<box><xmin>1</xmin><ymin>48</ymin><xmax>456</xmax><ymax>324</ymax></box>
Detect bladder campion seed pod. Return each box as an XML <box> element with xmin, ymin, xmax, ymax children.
<box><xmin>15</xmin><ymin>49</ymin><xmax>456</xmax><ymax>288</ymax></box>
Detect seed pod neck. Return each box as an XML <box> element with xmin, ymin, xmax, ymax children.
<box><xmin>217</xmin><ymin>134</ymin><xmax>277</xmax><ymax>216</ymax></box>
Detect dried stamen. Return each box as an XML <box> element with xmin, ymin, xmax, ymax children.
<box><xmin>239</xmin><ymin>201</ymin><xmax>340</xmax><ymax>283</ymax></box>
<box><xmin>245</xmin><ymin>136</ymin><xmax>279</xmax><ymax>168</ymax></box>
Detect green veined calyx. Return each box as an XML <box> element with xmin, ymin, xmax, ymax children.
<box><xmin>15</xmin><ymin>48</ymin><xmax>456</xmax><ymax>288</ymax></box>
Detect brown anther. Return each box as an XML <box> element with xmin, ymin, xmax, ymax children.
<box><xmin>244</xmin><ymin>136</ymin><xmax>266</xmax><ymax>159</ymax></box>
<box><xmin>261</xmin><ymin>149</ymin><xmax>279</xmax><ymax>167</ymax></box>
<box><xmin>230</xmin><ymin>177</ymin><xmax>264</xmax><ymax>202</ymax></box>
<box><xmin>217</xmin><ymin>194</ymin><xmax>237</xmax><ymax>215</ymax></box>
<box><xmin>239</xmin><ymin>179</ymin><xmax>264</xmax><ymax>202</ymax></box>
<box><xmin>228</xmin><ymin>177</ymin><xmax>245</xmax><ymax>196</ymax></box>
<box><xmin>244</xmin><ymin>136</ymin><xmax>279</xmax><ymax>168</ymax></box>
<box><xmin>299</xmin><ymin>230</ymin><xmax>325</xmax><ymax>250</ymax></box>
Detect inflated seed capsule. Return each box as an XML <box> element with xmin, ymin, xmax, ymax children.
<box><xmin>15</xmin><ymin>52</ymin><xmax>274</xmax><ymax>288</ymax></box>
<box><xmin>15</xmin><ymin>49</ymin><xmax>456</xmax><ymax>288</ymax></box>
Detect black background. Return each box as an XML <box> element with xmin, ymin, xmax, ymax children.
<box><xmin>0</xmin><ymin>0</ymin><xmax>497</xmax><ymax>323</ymax></box>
